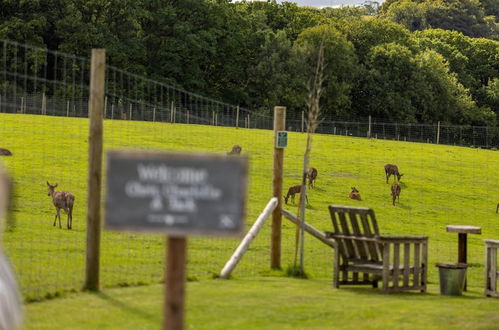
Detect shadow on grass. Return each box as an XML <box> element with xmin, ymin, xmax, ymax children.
<box><xmin>93</xmin><ymin>291</ymin><xmax>157</xmax><ymax>321</ymax></box>
<box><xmin>338</xmin><ymin>286</ymin><xmax>483</xmax><ymax>300</ymax></box>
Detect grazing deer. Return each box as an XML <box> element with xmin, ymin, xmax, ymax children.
<box><xmin>349</xmin><ymin>187</ymin><xmax>362</xmax><ymax>201</ymax></box>
<box><xmin>307</xmin><ymin>167</ymin><xmax>318</xmax><ymax>189</ymax></box>
<box><xmin>47</xmin><ymin>182</ymin><xmax>75</xmax><ymax>230</ymax></box>
<box><xmin>0</xmin><ymin>148</ymin><xmax>12</xmax><ymax>156</ymax></box>
<box><xmin>227</xmin><ymin>145</ymin><xmax>242</xmax><ymax>155</ymax></box>
<box><xmin>391</xmin><ymin>183</ymin><xmax>401</xmax><ymax>206</ymax></box>
<box><xmin>384</xmin><ymin>164</ymin><xmax>403</xmax><ymax>183</ymax></box>
<box><xmin>284</xmin><ymin>185</ymin><xmax>308</xmax><ymax>205</ymax></box>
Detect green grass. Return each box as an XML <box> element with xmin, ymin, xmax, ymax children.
<box><xmin>24</xmin><ymin>277</ymin><xmax>499</xmax><ymax>329</ymax></box>
<box><xmin>1</xmin><ymin>113</ymin><xmax>499</xmax><ymax>302</ymax></box>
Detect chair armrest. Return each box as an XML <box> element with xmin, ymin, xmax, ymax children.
<box><xmin>377</xmin><ymin>235</ymin><xmax>428</xmax><ymax>244</ymax></box>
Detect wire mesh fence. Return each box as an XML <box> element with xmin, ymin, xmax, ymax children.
<box><xmin>1</xmin><ymin>39</ymin><xmax>499</xmax><ymax>301</ymax></box>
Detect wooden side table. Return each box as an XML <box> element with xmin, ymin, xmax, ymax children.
<box><xmin>446</xmin><ymin>225</ymin><xmax>482</xmax><ymax>291</ymax></box>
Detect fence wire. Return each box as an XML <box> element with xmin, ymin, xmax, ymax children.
<box><xmin>1</xmin><ymin>39</ymin><xmax>498</xmax><ymax>301</ymax></box>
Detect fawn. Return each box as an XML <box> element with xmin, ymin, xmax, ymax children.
<box><xmin>307</xmin><ymin>167</ymin><xmax>318</xmax><ymax>189</ymax></box>
<box><xmin>391</xmin><ymin>183</ymin><xmax>401</xmax><ymax>206</ymax></box>
<box><xmin>284</xmin><ymin>185</ymin><xmax>308</xmax><ymax>205</ymax></box>
<box><xmin>227</xmin><ymin>145</ymin><xmax>242</xmax><ymax>155</ymax></box>
<box><xmin>47</xmin><ymin>182</ymin><xmax>75</xmax><ymax>229</ymax></box>
<box><xmin>349</xmin><ymin>187</ymin><xmax>362</xmax><ymax>201</ymax></box>
<box><xmin>384</xmin><ymin>164</ymin><xmax>403</xmax><ymax>183</ymax></box>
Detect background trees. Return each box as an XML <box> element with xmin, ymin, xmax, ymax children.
<box><xmin>0</xmin><ymin>0</ymin><xmax>497</xmax><ymax>125</ymax></box>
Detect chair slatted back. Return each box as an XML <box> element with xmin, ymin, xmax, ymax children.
<box><xmin>328</xmin><ymin>205</ymin><xmax>381</xmax><ymax>263</ymax></box>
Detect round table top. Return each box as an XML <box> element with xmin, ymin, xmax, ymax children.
<box><xmin>446</xmin><ymin>225</ymin><xmax>481</xmax><ymax>234</ymax></box>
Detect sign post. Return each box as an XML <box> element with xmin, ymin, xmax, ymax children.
<box><xmin>105</xmin><ymin>151</ymin><xmax>248</xmax><ymax>329</ymax></box>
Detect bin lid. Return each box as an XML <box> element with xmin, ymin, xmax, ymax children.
<box><xmin>435</xmin><ymin>262</ymin><xmax>468</xmax><ymax>269</ymax></box>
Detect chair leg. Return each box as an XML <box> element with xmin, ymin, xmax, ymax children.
<box><xmin>333</xmin><ymin>250</ymin><xmax>340</xmax><ymax>289</ymax></box>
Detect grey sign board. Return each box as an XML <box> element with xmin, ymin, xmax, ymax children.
<box><xmin>105</xmin><ymin>150</ymin><xmax>248</xmax><ymax>237</ymax></box>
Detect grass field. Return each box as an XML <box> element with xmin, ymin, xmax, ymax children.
<box><xmin>1</xmin><ymin>113</ymin><xmax>499</xmax><ymax>302</ymax></box>
<box><xmin>25</xmin><ymin>277</ymin><xmax>499</xmax><ymax>329</ymax></box>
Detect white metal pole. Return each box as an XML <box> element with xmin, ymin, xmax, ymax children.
<box><xmin>220</xmin><ymin>198</ymin><xmax>278</xmax><ymax>279</ymax></box>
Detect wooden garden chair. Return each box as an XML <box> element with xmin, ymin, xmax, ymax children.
<box><xmin>325</xmin><ymin>205</ymin><xmax>428</xmax><ymax>293</ymax></box>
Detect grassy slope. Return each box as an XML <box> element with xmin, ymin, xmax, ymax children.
<box><xmin>25</xmin><ymin>278</ymin><xmax>499</xmax><ymax>329</ymax></box>
<box><xmin>1</xmin><ymin>113</ymin><xmax>499</xmax><ymax>301</ymax></box>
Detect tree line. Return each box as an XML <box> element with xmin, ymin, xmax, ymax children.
<box><xmin>0</xmin><ymin>0</ymin><xmax>498</xmax><ymax>125</ymax></box>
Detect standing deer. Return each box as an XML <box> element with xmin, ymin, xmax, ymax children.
<box><xmin>391</xmin><ymin>183</ymin><xmax>401</xmax><ymax>206</ymax></box>
<box><xmin>307</xmin><ymin>167</ymin><xmax>318</xmax><ymax>189</ymax></box>
<box><xmin>284</xmin><ymin>185</ymin><xmax>308</xmax><ymax>205</ymax></box>
<box><xmin>47</xmin><ymin>182</ymin><xmax>75</xmax><ymax>230</ymax></box>
<box><xmin>227</xmin><ymin>145</ymin><xmax>242</xmax><ymax>155</ymax></box>
<box><xmin>384</xmin><ymin>164</ymin><xmax>403</xmax><ymax>183</ymax></box>
<box><xmin>349</xmin><ymin>187</ymin><xmax>362</xmax><ymax>201</ymax></box>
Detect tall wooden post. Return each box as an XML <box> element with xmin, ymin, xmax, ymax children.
<box><xmin>271</xmin><ymin>106</ymin><xmax>286</xmax><ymax>269</ymax></box>
<box><xmin>164</xmin><ymin>236</ymin><xmax>187</xmax><ymax>330</ymax></box>
<box><xmin>85</xmin><ymin>49</ymin><xmax>105</xmax><ymax>291</ymax></box>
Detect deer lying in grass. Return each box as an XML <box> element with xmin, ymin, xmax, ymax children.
<box><xmin>284</xmin><ymin>185</ymin><xmax>308</xmax><ymax>205</ymax></box>
<box><xmin>384</xmin><ymin>164</ymin><xmax>403</xmax><ymax>183</ymax></box>
<box><xmin>227</xmin><ymin>145</ymin><xmax>242</xmax><ymax>155</ymax></box>
<box><xmin>47</xmin><ymin>182</ymin><xmax>75</xmax><ymax>229</ymax></box>
<box><xmin>307</xmin><ymin>167</ymin><xmax>318</xmax><ymax>189</ymax></box>
<box><xmin>349</xmin><ymin>187</ymin><xmax>362</xmax><ymax>201</ymax></box>
<box><xmin>391</xmin><ymin>183</ymin><xmax>401</xmax><ymax>206</ymax></box>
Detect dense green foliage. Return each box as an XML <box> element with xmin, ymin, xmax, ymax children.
<box><xmin>0</xmin><ymin>0</ymin><xmax>498</xmax><ymax>124</ymax></box>
<box><xmin>25</xmin><ymin>280</ymin><xmax>499</xmax><ymax>329</ymax></box>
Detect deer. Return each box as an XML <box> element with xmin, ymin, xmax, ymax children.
<box><xmin>349</xmin><ymin>187</ymin><xmax>362</xmax><ymax>201</ymax></box>
<box><xmin>284</xmin><ymin>185</ymin><xmax>308</xmax><ymax>205</ymax></box>
<box><xmin>391</xmin><ymin>183</ymin><xmax>401</xmax><ymax>206</ymax></box>
<box><xmin>307</xmin><ymin>167</ymin><xmax>318</xmax><ymax>189</ymax></box>
<box><xmin>47</xmin><ymin>182</ymin><xmax>75</xmax><ymax>230</ymax></box>
<box><xmin>384</xmin><ymin>164</ymin><xmax>403</xmax><ymax>183</ymax></box>
<box><xmin>227</xmin><ymin>145</ymin><xmax>242</xmax><ymax>155</ymax></box>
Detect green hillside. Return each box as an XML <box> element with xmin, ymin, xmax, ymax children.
<box><xmin>1</xmin><ymin>113</ymin><xmax>499</xmax><ymax>301</ymax></box>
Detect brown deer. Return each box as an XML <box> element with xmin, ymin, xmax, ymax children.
<box><xmin>349</xmin><ymin>187</ymin><xmax>362</xmax><ymax>201</ymax></box>
<box><xmin>284</xmin><ymin>185</ymin><xmax>308</xmax><ymax>205</ymax></box>
<box><xmin>0</xmin><ymin>148</ymin><xmax>12</xmax><ymax>156</ymax></box>
<box><xmin>227</xmin><ymin>145</ymin><xmax>242</xmax><ymax>155</ymax></box>
<box><xmin>307</xmin><ymin>167</ymin><xmax>318</xmax><ymax>189</ymax></box>
<box><xmin>47</xmin><ymin>182</ymin><xmax>75</xmax><ymax>229</ymax></box>
<box><xmin>384</xmin><ymin>164</ymin><xmax>403</xmax><ymax>183</ymax></box>
<box><xmin>391</xmin><ymin>183</ymin><xmax>401</xmax><ymax>206</ymax></box>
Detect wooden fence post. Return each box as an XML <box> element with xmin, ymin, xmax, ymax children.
<box><xmin>42</xmin><ymin>92</ymin><xmax>46</xmax><ymax>115</ymax></box>
<box><xmin>301</xmin><ymin>111</ymin><xmax>304</xmax><ymax>133</ymax></box>
<box><xmin>271</xmin><ymin>106</ymin><xmax>286</xmax><ymax>269</ymax></box>
<box><xmin>85</xmin><ymin>48</ymin><xmax>105</xmax><ymax>291</ymax></box>
<box><xmin>129</xmin><ymin>103</ymin><xmax>132</xmax><ymax>120</ymax></box>
<box><xmin>236</xmin><ymin>105</ymin><xmax>240</xmax><ymax>129</ymax></box>
<box><xmin>368</xmin><ymin>115</ymin><xmax>372</xmax><ymax>138</ymax></box>
<box><xmin>66</xmin><ymin>100</ymin><xmax>70</xmax><ymax>117</ymax></box>
<box><xmin>164</xmin><ymin>236</ymin><xmax>187</xmax><ymax>330</ymax></box>
<box><xmin>437</xmin><ymin>121</ymin><xmax>441</xmax><ymax>145</ymax></box>
<box><xmin>153</xmin><ymin>107</ymin><xmax>156</xmax><ymax>122</ymax></box>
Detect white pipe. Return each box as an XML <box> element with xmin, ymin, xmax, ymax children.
<box><xmin>220</xmin><ymin>197</ymin><xmax>278</xmax><ymax>279</ymax></box>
